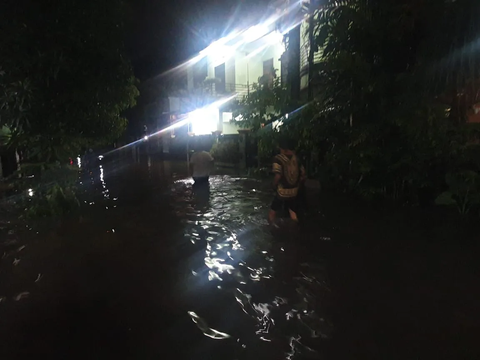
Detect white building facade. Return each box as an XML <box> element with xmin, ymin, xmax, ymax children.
<box><xmin>183</xmin><ymin>23</ymin><xmax>286</xmax><ymax>136</ymax></box>
<box><xmin>163</xmin><ymin>0</ymin><xmax>321</xmax><ymax>138</ymax></box>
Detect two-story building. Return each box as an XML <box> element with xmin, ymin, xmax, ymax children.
<box><xmin>167</xmin><ymin>20</ymin><xmax>286</xmax><ymax>136</ymax></box>
<box><xmin>140</xmin><ymin>0</ymin><xmax>322</xmax><ymax>153</ymax></box>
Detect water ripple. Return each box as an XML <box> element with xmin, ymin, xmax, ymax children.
<box><xmin>171</xmin><ymin>175</ymin><xmax>332</xmax><ymax>359</ymax></box>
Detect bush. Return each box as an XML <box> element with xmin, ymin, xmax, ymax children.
<box><xmin>435</xmin><ymin>171</ymin><xmax>480</xmax><ymax>214</ymax></box>
<box><xmin>15</xmin><ymin>163</ymin><xmax>81</xmax><ymax>219</ymax></box>
<box><xmin>24</xmin><ymin>183</ymin><xmax>80</xmax><ymax>219</ymax></box>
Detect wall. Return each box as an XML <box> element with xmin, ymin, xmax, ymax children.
<box><xmin>204</xmin><ymin>34</ymin><xmax>285</xmax><ymax>90</ymax></box>
<box><xmin>221</xmin><ymin>112</ymin><xmax>240</xmax><ymax>135</ymax></box>
<box><xmin>226</xmin><ymin>57</ymin><xmax>236</xmax><ymax>86</ymax></box>
<box><xmin>234</xmin><ymin>43</ymin><xmax>284</xmax><ymax>87</ymax></box>
<box><xmin>235</xmin><ymin>56</ymin><xmax>248</xmax><ymax>87</ymax></box>
<box><xmin>182</xmin><ymin>22</ymin><xmax>298</xmax><ymax>136</ymax></box>
<box><xmin>200</xmin><ymin>34</ymin><xmax>285</xmax><ymax>135</ymax></box>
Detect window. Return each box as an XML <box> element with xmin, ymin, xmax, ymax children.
<box><xmin>214</xmin><ymin>63</ymin><xmax>226</xmax><ymax>94</ymax></box>
<box><xmin>263</xmin><ymin>58</ymin><xmax>275</xmax><ymax>87</ymax></box>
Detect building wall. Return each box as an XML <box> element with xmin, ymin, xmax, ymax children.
<box><xmin>221</xmin><ymin>112</ymin><xmax>239</xmax><ymax>135</ymax></box>
<box><xmin>235</xmin><ymin>56</ymin><xmax>248</xmax><ymax>87</ymax></box>
<box><xmin>226</xmin><ymin>57</ymin><xmax>236</xmax><ymax>86</ymax></box>
<box><xmin>176</xmin><ymin>9</ymin><xmax>320</xmax><ymax>136</ymax></box>
<box><xmin>205</xmin><ymin>37</ymin><xmax>284</xmax><ymax>91</ymax></box>
<box><xmin>199</xmin><ymin>32</ymin><xmax>285</xmax><ymax>135</ymax></box>
<box><xmin>239</xmin><ymin>44</ymin><xmax>283</xmax><ymax>86</ymax></box>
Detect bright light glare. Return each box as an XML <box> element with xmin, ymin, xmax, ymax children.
<box><xmin>103</xmin><ymin>95</ymin><xmax>235</xmax><ymax>155</ymax></box>
<box><xmin>199</xmin><ymin>13</ymin><xmax>286</xmax><ymax>65</ymax></box>
<box><xmin>243</xmin><ymin>24</ymin><xmax>270</xmax><ymax>43</ymax></box>
<box><xmin>77</xmin><ymin>156</ymin><xmax>81</xmax><ymax>168</ymax></box>
<box><xmin>189</xmin><ymin>108</ymin><xmax>218</xmax><ymax>135</ymax></box>
<box><xmin>201</xmin><ymin>43</ymin><xmax>235</xmax><ymax>66</ymax></box>
<box><xmin>98</xmin><ymin>155</ymin><xmax>104</xmax><ymax>160</ymax></box>
<box><xmin>247</xmin><ymin>30</ymin><xmax>284</xmax><ymax>58</ymax></box>
<box><xmin>188</xmin><ymin>95</ymin><xmax>236</xmax><ymax>135</ymax></box>
<box><xmin>154</xmin><ymin>2</ymin><xmax>301</xmax><ymax>79</ymax></box>
<box><xmin>268</xmin><ymin>31</ymin><xmax>284</xmax><ymax>45</ymax></box>
<box><xmin>27</xmin><ymin>188</ymin><xmax>34</xmax><ymax>197</ymax></box>
<box><xmin>144</xmin><ymin>136</ymin><xmax>149</xmax><ymax>140</ymax></box>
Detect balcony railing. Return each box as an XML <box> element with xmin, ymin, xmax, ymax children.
<box><xmin>202</xmin><ymin>82</ymin><xmax>253</xmax><ymax>100</ymax></box>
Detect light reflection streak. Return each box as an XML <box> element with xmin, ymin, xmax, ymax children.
<box><xmin>103</xmin><ymin>95</ymin><xmax>236</xmax><ymax>157</ymax></box>
<box><xmin>187</xmin><ymin>311</ymin><xmax>231</xmax><ymax>340</ymax></box>
<box><xmin>157</xmin><ymin>1</ymin><xmax>301</xmax><ymax>80</ymax></box>
<box><xmin>95</xmin><ymin>6</ymin><xmax>308</xmax><ymax>164</ymax></box>
<box><xmin>99</xmin><ymin>165</ymin><xmax>110</xmax><ymax>201</ymax></box>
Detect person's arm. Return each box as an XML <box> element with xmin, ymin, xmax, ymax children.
<box><xmin>272</xmin><ymin>157</ymin><xmax>282</xmax><ymax>189</ymax></box>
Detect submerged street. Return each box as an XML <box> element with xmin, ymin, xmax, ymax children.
<box><xmin>0</xmin><ymin>155</ymin><xmax>479</xmax><ymax>359</ymax></box>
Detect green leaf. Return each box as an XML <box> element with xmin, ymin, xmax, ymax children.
<box><xmin>435</xmin><ymin>192</ymin><xmax>457</xmax><ymax>206</ymax></box>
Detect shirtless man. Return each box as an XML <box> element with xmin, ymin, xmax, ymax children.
<box><xmin>190</xmin><ymin>146</ymin><xmax>214</xmax><ymax>185</ymax></box>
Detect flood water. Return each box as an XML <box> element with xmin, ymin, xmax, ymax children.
<box><xmin>0</xmin><ymin>154</ymin><xmax>479</xmax><ymax>359</ymax></box>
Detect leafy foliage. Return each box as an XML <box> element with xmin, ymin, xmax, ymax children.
<box><xmin>233</xmin><ymin>77</ymin><xmax>288</xmax><ymax>132</ymax></box>
<box><xmin>0</xmin><ymin>0</ymin><xmax>138</xmax><ymax>217</ymax></box>
<box><xmin>24</xmin><ymin>182</ymin><xmax>81</xmax><ymax>219</ymax></box>
<box><xmin>15</xmin><ymin>163</ymin><xmax>81</xmax><ymax>219</ymax></box>
<box><xmin>303</xmin><ymin>0</ymin><xmax>480</xmax><ymax>203</ymax></box>
<box><xmin>435</xmin><ymin>171</ymin><xmax>480</xmax><ymax>214</ymax></box>
<box><xmin>0</xmin><ymin>0</ymin><xmax>139</xmax><ymax>162</ymax></box>
<box><xmin>236</xmin><ymin>0</ymin><xmax>480</xmax><ymax>210</ymax></box>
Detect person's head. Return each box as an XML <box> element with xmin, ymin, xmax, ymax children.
<box><xmin>278</xmin><ymin>137</ymin><xmax>296</xmax><ymax>155</ymax></box>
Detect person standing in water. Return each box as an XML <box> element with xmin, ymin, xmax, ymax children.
<box><xmin>269</xmin><ymin>138</ymin><xmax>306</xmax><ymax>224</ymax></box>
<box><xmin>190</xmin><ymin>145</ymin><xmax>214</xmax><ymax>185</ymax></box>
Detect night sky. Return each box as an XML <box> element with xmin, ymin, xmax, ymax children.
<box><xmin>125</xmin><ymin>0</ymin><xmax>271</xmax><ymax>80</ymax></box>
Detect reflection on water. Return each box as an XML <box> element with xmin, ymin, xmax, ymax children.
<box><xmin>170</xmin><ymin>175</ymin><xmax>332</xmax><ymax>359</ymax></box>
<box><xmin>188</xmin><ymin>311</ymin><xmax>232</xmax><ymax>339</ymax></box>
<box><xmin>99</xmin><ymin>165</ymin><xmax>110</xmax><ymax>203</ymax></box>
<box><xmin>1</xmin><ymin>156</ymin><xmax>331</xmax><ymax>359</ymax></box>
<box><xmin>2</xmin><ymin>154</ymin><xmax>478</xmax><ymax>359</ymax></box>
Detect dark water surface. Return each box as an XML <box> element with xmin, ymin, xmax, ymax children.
<box><xmin>0</xmin><ymin>155</ymin><xmax>479</xmax><ymax>359</ymax></box>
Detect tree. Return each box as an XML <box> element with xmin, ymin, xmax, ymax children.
<box><xmin>235</xmin><ymin>0</ymin><xmax>480</xmax><ymax>206</ymax></box>
<box><xmin>233</xmin><ymin>77</ymin><xmax>289</xmax><ymax>132</ymax></box>
<box><xmin>0</xmin><ymin>0</ymin><xmax>139</xmax><ymax>163</ymax></box>
<box><xmin>304</xmin><ymin>0</ymin><xmax>480</xmax><ymax>201</ymax></box>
